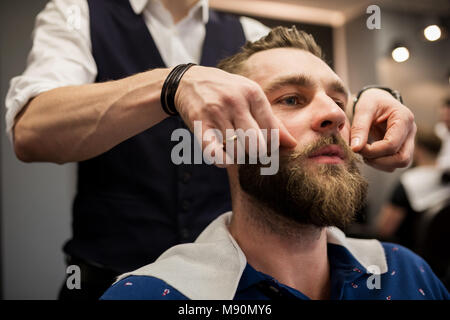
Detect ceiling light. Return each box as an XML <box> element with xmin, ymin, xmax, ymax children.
<box><xmin>424</xmin><ymin>24</ymin><xmax>442</xmax><ymax>41</ymax></box>
<box><xmin>391</xmin><ymin>46</ymin><xmax>410</xmax><ymax>63</ymax></box>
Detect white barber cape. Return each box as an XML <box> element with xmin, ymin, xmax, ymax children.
<box><xmin>115</xmin><ymin>212</ymin><xmax>388</xmax><ymax>300</ymax></box>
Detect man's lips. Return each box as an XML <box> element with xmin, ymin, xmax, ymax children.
<box><xmin>308</xmin><ymin>145</ymin><xmax>345</xmax><ymax>164</ymax></box>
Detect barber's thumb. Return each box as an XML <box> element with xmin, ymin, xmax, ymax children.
<box><xmin>350</xmin><ymin>127</ymin><xmax>368</xmax><ymax>152</ymax></box>
<box><xmin>278</xmin><ymin>120</ymin><xmax>297</xmax><ymax>148</ymax></box>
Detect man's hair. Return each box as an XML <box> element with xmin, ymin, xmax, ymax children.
<box><xmin>217</xmin><ymin>26</ymin><xmax>323</xmax><ymax>75</ymax></box>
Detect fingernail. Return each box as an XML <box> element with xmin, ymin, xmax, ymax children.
<box><xmin>351</xmin><ymin>137</ymin><xmax>360</xmax><ymax>147</ymax></box>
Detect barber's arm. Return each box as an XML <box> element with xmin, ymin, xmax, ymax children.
<box><xmin>14</xmin><ymin>69</ymin><xmax>169</xmax><ymax>163</ymax></box>
<box><xmin>14</xmin><ymin>66</ymin><xmax>297</xmax><ymax>164</ymax></box>
<box><xmin>350</xmin><ymin>88</ymin><xmax>416</xmax><ymax>171</ymax></box>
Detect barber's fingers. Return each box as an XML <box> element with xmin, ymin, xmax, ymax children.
<box><xmin>277</xmin><ymin>117</ymin><xmax>297</xmax><ymax>150</ymax></box>
<box><xmin>216</xmin><ymin>117</ymin><xmax>244</xmax><ymax>166</ymax></box>
<box><xmin>231</xmin><ymin>110</ymin><xmax>265</xmax><ymax>161</ymax></box>
<box><xmin>198</xmin><ymin>119</ymin><xmax>234</xmax><ymax>167</ymax></box>
<box><xmin>350</xmin><ymin>88</ymin><xmax>415</xmax><ymax>162</ymax></box>
<box><xmin>248</xmin><ymin>86</ymin><xmax>297</xmax><ymax>150</ymax></box>
<box><xmin>350</xmin><ymin>107</ymin><xmax>377</xmax><ymax>153</ymax></box>
<box><xmin>359</xmin><ymin>111</ymin><xmax>412</xmax><ymax>159</ymax></box>
<box><xmin>363</xmin><ymin>122</ymin><xmax>416</xmax><ymax>171</ymax></box>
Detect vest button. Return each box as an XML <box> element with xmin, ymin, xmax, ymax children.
<box><xmin>180</xmin><ymin>228</ymin><xmax>190</xmax><ymax>240</ymax></box>
<box><xmin>181</xmin><ymin>171</ymin><xmax>192</xmax><ymax>183</ymax></box>
<box><xmin>181</xmin><ymin>200</ymin><xmax>190</xmax><ymax>211</ymax></box>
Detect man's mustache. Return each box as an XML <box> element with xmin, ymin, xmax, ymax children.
<box><xmin>284</xmin><ymin>135</ymin><xmax>362</xmax><ymax>165</ymax></box>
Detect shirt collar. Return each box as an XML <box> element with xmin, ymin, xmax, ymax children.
<box><xmin>236</xmin><ymin>243</ymin><xmax>370</xmax><ymax>298</ymax></box>
<box><xmin>236</xmin><ymin>264</ymin><xmax>310</xmax><ymax>299</ymax></box>
<box><xmin>326</xmin><ymin>226</ymin><xmax>388</xmax><ymax>274</ymax></box>
<box><xmin>129</xmin><ymin>0</ymin><xmax>147</xmax><ymax>14</ymax></box>
<box><xmin>130</xmin><ymin>0</ymin><xmax>210</xmax><ymax>24</ymax></box>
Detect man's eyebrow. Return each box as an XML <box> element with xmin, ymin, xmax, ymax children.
<box><xmin>263</xmin><ymin>75</ymin><xmax>315</xmax><ymax>94</ymax></box>
<box><xmin>328</xmin><ymin>80</ymin><xmax>350</xmax><ymax>99</ymax></box>
<box><xmin>263</xmin><ymin>74</ymin><xmax>349</xmax><ymax>99</ymax></box>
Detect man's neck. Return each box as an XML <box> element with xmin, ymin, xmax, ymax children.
<box><xmin>228</xmin><ymin>192</ymin><xmax>331</xmax><ymax>300</ymax></box>
<box><xmin>160</xmin><ymin>0</ymin><xmax>200</xmax><ymax>24</ymax></box>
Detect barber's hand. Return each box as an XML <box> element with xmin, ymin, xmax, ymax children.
<box><xmin>174</xmin><ymin>66</ymin><xmax>297</xmax><ymax>166</ymax></box>
<box><xmin>350</xmin><ymin>88</ymin><xmax>416</xmax><ymax>172</ymax></box>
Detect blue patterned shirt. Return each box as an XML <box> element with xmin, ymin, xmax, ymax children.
<box><xmin>101</xmin><ymin>242</ymin><xmax>449</xmax><ymax>300</ymax></box>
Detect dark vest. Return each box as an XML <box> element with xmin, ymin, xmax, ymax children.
<box><xmin>63</xmin><ymin>0</ymin><xmax>246</xmax><ymax>273</ymax></box>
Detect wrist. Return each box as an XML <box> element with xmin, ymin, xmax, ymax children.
<box><xmin>353</xmin><ymin>85</ymin><xmax>403</xmax><ymax>114</ymax></box>
<box><xmin>160</xmin><ymin>63</ymin><xmax>197</xmax><ymax>116</ymax></box>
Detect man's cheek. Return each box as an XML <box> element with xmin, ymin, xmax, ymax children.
<box><xmin>272</xmin><ymin>108</ymin><xmax>305</xmax><ymax>138</ymax></box>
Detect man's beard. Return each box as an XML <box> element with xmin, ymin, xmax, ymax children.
<box><xmin>238</xmin><ymin>135</ymin><xmax>368</xmax><ymax>234</ymax></box>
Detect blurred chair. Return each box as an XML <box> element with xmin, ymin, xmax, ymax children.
<box><xmin>416</xmin><ymin>196</ymin><xmax>450</xmax><ymax>290</ymax></box>
<box><xmin>375</xmin><ymin>129</ymin><xmax>447</xmax><ymax>251</ymax></box>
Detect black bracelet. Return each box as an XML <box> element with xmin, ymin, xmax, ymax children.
<box><xmin>160</xmin><ymin>63</ymin><xmax>196</xmax><ymax>116</ymax></box>
<box><xmin>352</xmin><ymin>85</ymin><xmax>403</xmax><ymax>114</ymax></box>
<box><xmin>161</xmin><ymin>66</ymin><xmax>182</xmax><ymax>116</ymax></box>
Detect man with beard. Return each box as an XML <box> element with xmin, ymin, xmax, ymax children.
<box><xmin>101</xmin><ymin>27</ymin><xmax>449</xmax><ymax>300</ymax></box>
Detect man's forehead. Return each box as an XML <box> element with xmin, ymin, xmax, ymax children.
<box><xmin>244</xmin><ymin>47</ymin><xmax>344</xmax><ymax>90</ymax></box>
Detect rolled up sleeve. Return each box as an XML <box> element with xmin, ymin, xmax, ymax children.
<box><xmin>4</xmin><ymin>0</ymin><xmax>96</xmax><ymax>142</ymax></box>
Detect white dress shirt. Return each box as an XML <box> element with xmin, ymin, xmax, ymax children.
<box><xmin>5</xmin><ymin>0</ymin><xmax>270</xmax><ymax>141</ymax></box>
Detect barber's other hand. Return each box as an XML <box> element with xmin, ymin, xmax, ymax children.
<box><xmin>174</xmin><ymin>66</ymin><xmax>297</xmax><ymax>167</ymax></box>
<box><xmin>350</xmin><ymin>88</ymin><xmax>416</xmax><ymax>172</ymax></box>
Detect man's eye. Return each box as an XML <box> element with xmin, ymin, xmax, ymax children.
<box><xmin>334</xmin><ymin>100</ymin><xmax>345</xmax><ymax>109</ymax></box>
<box><xmin>278</xmin><ymin>95</ymin><xmax>304</xmax><ymax>106</ymax></box>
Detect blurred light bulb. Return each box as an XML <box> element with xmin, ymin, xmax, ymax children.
<box><xmin>424</xmin><ymin>25</ymin><xmax>441</xmax><ymax>41</ymax></box>
<box><xmin>391</xmin><ymin>46</ymin><xmax>410</xmax><ymax>62</ymax></box>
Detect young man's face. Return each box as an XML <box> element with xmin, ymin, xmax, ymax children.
<box><xmin>238</xmin><ymin>48</ymin><xmax>367</xmax><ymax>231</ymax></box>
<box><xmin>245</xmin><ymin>47</ymin><xmax>351</xmax><ymax>157</ymax></box>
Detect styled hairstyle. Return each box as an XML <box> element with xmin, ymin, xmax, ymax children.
<box><xmin>217</xmin><ymin>26</ymin><xmax>323</xmax><ymax>75</ymax></box>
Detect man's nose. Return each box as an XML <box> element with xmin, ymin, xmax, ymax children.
<box><xmin>310</xmin><ymin>94</ymin><xmax>346</xmax><ymax>134</ymax></box>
